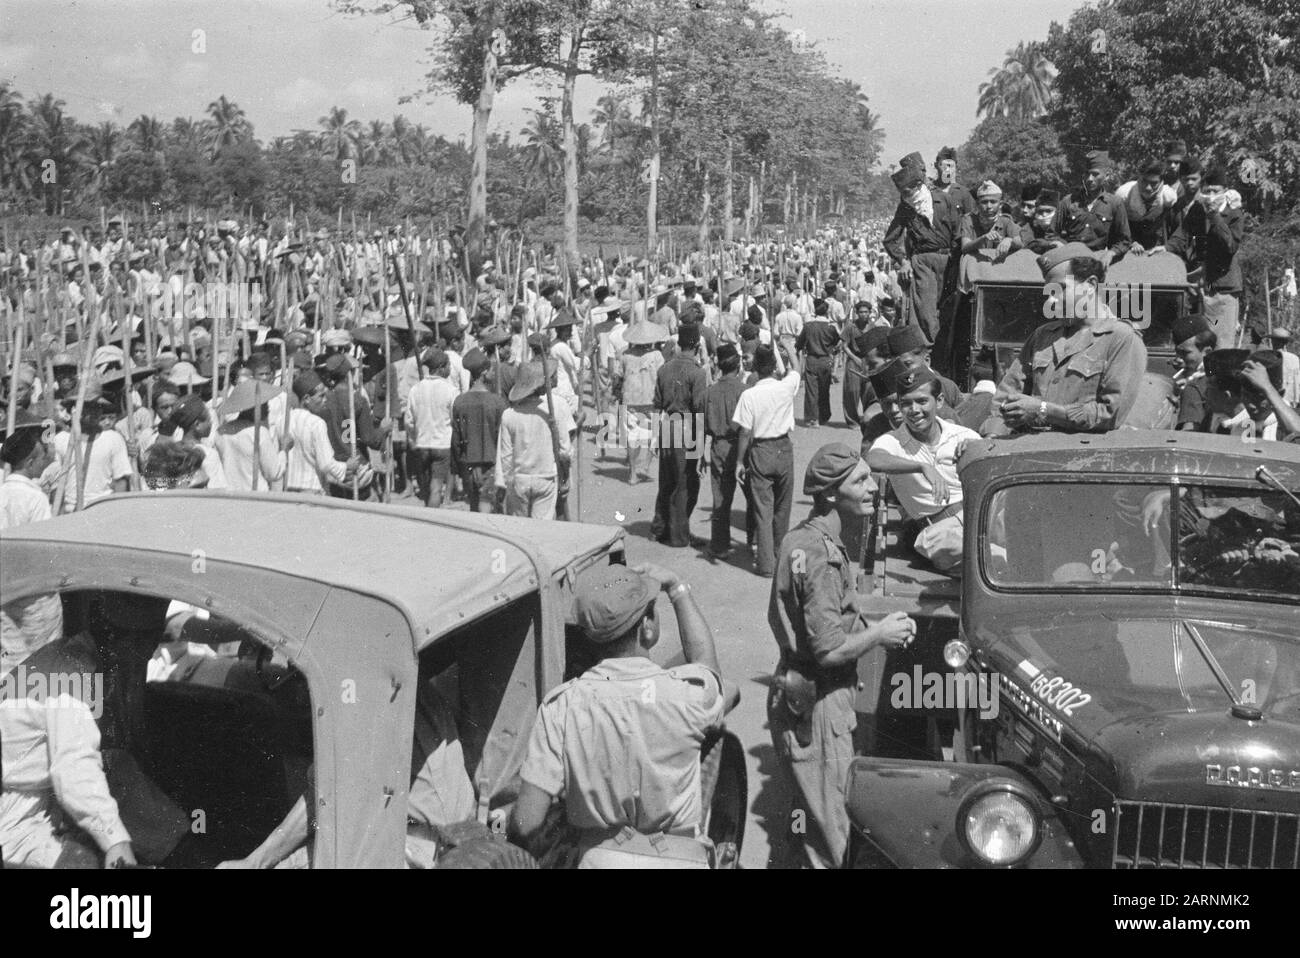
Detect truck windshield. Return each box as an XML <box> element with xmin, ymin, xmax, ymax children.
<box><xmin>984</xmin><ymin>481</ymin><xmax>1300</xmax><ymax>601</ymax></box>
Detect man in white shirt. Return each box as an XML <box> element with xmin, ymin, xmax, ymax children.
<box><xmin>407</xmin><ymin>348</ymin><xmax>457</xmax><ymax>507</ymax></box>
<box><xmin>496</xmin><ymin>362</ymin><xmax>574</xmax><ymax>520</ymax></box>
<box><xmin>286</xmin><ymin>371</ymin><xmax>357</xmax><ymax>494</ymax></box>
<box><xmin>1267</xmin><ymin>327</ymin><xmax>1299</xmax><ymax>406</ymax></box>
<box><xmin>54</xmin><ymin>397</ymin><xmax>134</xmax><ymax>513</ymax></box>
<box><xmin>867</xmin><ymin>367</ymin><xmax>979</xmax><ymax>573</ymax></box>
<box><xmin>733</xmin><ymin>343</ymin><xmax>800</xmax><ymax>577</ymax></box>
<box><xmin>212</xmin><ymin>381</ymin><xmax>287</xmax><ymax>492</ymax></box>
<box><xmin>0</xmin><ymin>412</ymin><xmax>54</xmax><ymax>529</ymax></box>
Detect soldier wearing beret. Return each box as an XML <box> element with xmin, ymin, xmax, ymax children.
<box><xmin>768</xmin><ymin>443</ymin><xmax>916</xmax><ymax>868</ymax></box>
<box><xmin>510</xmin><ymin>563</ymin><xmax>739</xmax><ymax>863</ymax></box>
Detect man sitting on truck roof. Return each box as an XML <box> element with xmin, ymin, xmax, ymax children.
<box><xmin>867</xmin><ymin>367</ymin><xmax>980</xmax><ymax>574</ymax></box>
<box><xmin>990</xmin><ymin>246</ymin><xmax>1148</xmax><ymax>435</ymax></box>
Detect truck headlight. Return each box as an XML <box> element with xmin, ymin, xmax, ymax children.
<box><xmin>943</xmin><ymin>638</ymin><xmax>970</xmax><ymax>668</ymax></box>
<box><xmin>957</xmin><ymin>783</ymin><xmax>1041</xmax><ymax>867</ymax></box>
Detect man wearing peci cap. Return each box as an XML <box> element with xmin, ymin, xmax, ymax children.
<box><xmin>1054</xmin><ymin>150</ymin><xmax>1131</xmax><ymax>259</ymax></box>
<box><xmin>931</xmin><ymin>146</ymin><xmax>976</xmax><ymax>219</ymax></box>
<box><xmin>866</xmin><ymin>367</ymin><xmax>979</xmax><ymax>574</ymax></box>
<box><xmin>451</xmin><ymin>347</ymin><xmax>507</xmax><ymax>513</ymax></box>
<box><xmin>509</xmin><ymin>562</ymin><xmax>739</xmax><ymax>863</ymax></box>
<box><xmin>767</xmin><ymin>443</ymin><xmax>916</xmax><ymax>868</ymax></box>
<box><xmin>285</xmin><ymin>370</ymin><xmax>359</xmax><ymax>494</ymax></box>
<box><xmin>1170</xmin><ymin>313</ymin><xmax>1217</xmax><ymax>431</ymax></box>
<box><xmin>883</xmin><ymin>153</ymin><xmax>963</xmax><ymax>344</ymax></box>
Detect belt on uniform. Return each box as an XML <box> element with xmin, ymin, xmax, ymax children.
<box><xmin>918</xmin><ymin>501</ymin><xmax>962</xmax><ymax>527</ymax></box>
<box><xmin>750</xmin><ymin>433</ymin><xmax>791</xmax><ymax>443</ymax></box>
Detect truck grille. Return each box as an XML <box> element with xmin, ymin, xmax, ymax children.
<box><xmin>1113</xmin><ymin>801</ymin><xmax>1300</xmax><ymax>869</ymax></box>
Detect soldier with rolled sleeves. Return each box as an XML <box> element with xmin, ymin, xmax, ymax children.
<box><xmin>509</xmin><ymin>562</ymin><xmax>740</xmax><ymax>865</ymax></box>
<box><xmin>991</xmin><ymin>245</ymin><xmax>1148</xmax><ymax>434</ymax></box>
<box><xmin>767</xmin><ymin>443</ymin><xmax>916</xmax><ymax>869</ymax></box>
<box><xmin>1054</xmin><ymin>150</ymin><xmax>1132</xmax><ymax>260</ymax></box>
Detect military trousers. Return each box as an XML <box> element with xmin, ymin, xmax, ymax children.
<box><xmin>767</xmin><ymin>683</ymin><xmax>857</xmax><ymax>869</ymax></box>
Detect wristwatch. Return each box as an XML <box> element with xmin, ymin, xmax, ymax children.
<box><xmin>668</xmin><ymin>582</ymin><xmax>691</xmax><ymax>603</ymax></box>
<box><xmin>1037</xmin><ymin>400</ymin><xmax>1048</xmax><ymax>425</ymax></box>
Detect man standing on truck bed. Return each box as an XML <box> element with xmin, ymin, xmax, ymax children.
<box><xmin>768</xmin><ymin>443</ymin><xmax>917</xmax><ymax>868</ymax></box>
<box><xmin>991</xmin><ymin>245</ymin><xmax>1148</xmax><ymax>434</ymax></box>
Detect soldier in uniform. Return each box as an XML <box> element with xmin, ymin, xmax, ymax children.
<box><xmin>931</xmin><ymin>146</ymin><xmax>976</xmax><ymax>220</ymax></box>
<box><xmin>1054</xmin><ymin>150</ymin><xmax>1132</xmax><ymax>260</ymax></box>
<box><xmin>883</xmin><ymin>153</ymin><xmax>962</xmax><ymax>344</ymax></box>
<box><xmin>767</xmin><ymin>443</ymin><xmax>916</xmax><ymax>868</ymax></box>
<box><xmin>992</xmin><ymin>245</ymin><xmax>1148</xmax><ymax>434</ymax></box>
<box><xmin>509</xmin><ymin>563</ymin><xmax>740</xmax><ymax>864</ymax></box>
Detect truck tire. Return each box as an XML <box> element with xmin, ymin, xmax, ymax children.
<box><xmin>699</xmin><ymin>730</ymin><xmax>747</xmax><ymax>858</ymax></box>
<box><xmin>435</xmin><ymin>838</ymin><xmax>538</xmax><ymax>870</ymax></box>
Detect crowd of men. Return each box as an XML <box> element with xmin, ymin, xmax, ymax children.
<box><xmin>2</xmin><ymin>137</ymin><xmax>1299</xmax><ymax>870</ymax></box>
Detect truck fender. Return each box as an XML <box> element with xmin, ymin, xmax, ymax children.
<box><xmin>845</xmin><ymin>757</ymin><xmax>1085</xmax><ymax>869</ymax></box>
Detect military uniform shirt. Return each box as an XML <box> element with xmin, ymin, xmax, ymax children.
<box><xmin>997</xmin><ymin>311</ymin><xmax>1148</xmax><ymax>432</ymax></box>
<box><xmin>767</xmin><ymin>514</ymin><xmax>862</xmax><ymax>687</ymax></box>
<box><xmin>520</xmin><ymin>657</ymin><xmax>725</xmax><ymax>836</ymax></box>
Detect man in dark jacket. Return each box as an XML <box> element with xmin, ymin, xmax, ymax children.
<box><xmin>651</xmin><ymin>324</ymin><xmax>708</xmax><ymax>547</ymax></box>
<box><xmin>884</xmin><ymin>152</ymin><xmax>962</xmax><ymax>344</ymax></box>
<box><xmin>1167</xmin><ymin>165</ymin><xmax>1244</xmax><ymax>347</ymax></box>
<box><xmin>1054</xmin><ymin>150</ymin><xmax>1131</xmax><ymax>260</ymax></box>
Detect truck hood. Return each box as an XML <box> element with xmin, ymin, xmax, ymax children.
<box><xmin>976</xmin><ymin>610</ymin><xmax>1300</xmax><ymax>806</ymax></box>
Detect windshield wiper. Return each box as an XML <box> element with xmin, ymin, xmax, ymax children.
<box><xmin>1256</xmin><ymin>465</ymin><xmax>1300</xmax><ymax>510</ymax></box>
<box><xmin>1181</xmin><ymin>621</ymin><xmax>1262</xmax><ymax>720</ymax></box>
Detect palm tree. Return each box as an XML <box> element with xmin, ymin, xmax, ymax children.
<box><xmin>26</xmin><ymin>93</ymin><xmax>90</xmax><ymax>213</ymax></box>
<box><xmin>0</xmin><ymin>82</ymin><xmax>30</xmax><ymax>191</ymax></box>
<box><xmin>521</xmin><ymin>108</ymin><xmax>563</xmax><ymax>198</ymax></box>
<box><xmin>390</xmin><ymin>115</ymin><xmax>413</xmax><ymax>165</ymax></box>
<box><xmin>591</xmin><ymin>93</ymin><xmax>631</xmax><ymax>158</ymax></box>
<box><xmin>168</xmin><ymin>116</ymin><xmax>204</xmax><ymax>151</ymax></box>
<box><xmin>977</xmin><ymin>41</ymin><xmax>1057</xmax><ymax>121</ymax></box>
<box><xmin>85</xmin><ymin>121</ymin><xmax>122</xmax><ymax>192</ymax></box>
<box><xmin>362</xmin><ymin>119</ymin><xmax>389</xmax><ymax>164</ymax></box>
<box><xmin>128</xmin><ymin>114</ymin><xmax>166</xmax><ymax>155</ymax></box>
<box><xmin>318</xmin><ymin>106</ymin><xmax>362</xmax><ymax>162</ymax></box>
<box><xmin>206</xmin><ymin>95</ymin><xmax>251</xmax><ymax>159</ymax></box>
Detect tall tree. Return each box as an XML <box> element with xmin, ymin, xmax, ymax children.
<box><xmin>319</xmin><ymin>106</ymin><xmax>363</xmax><ymax>161</ymax></box>
<box><xmin>0</xmin><ymin>82</ymin><xmax>30</xmax><ymax>191</ymax></box>
<box><xmin>128</xmin><ymin>114</ymin><xmax>166</xmax><ymax>155</ymax></box>
<box><xmin>977</xmin><ymin>41</ymin><xmax>1057</xmax><ymax>121</ymax></box>
<box><xmin>26</xmin><ymin>93</ymin><xmax>89</xmax><ymax>214</ymax></box>
<box><xmin>206</xmin><ymin>95</ymin><xmax>252</xmax><ymax>160</ymax></box>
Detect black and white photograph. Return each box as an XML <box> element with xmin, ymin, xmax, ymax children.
<box><xmin>0</xmin><ymin>0</ymin><xmax>1297</xmax><ymax>932</ymax></box>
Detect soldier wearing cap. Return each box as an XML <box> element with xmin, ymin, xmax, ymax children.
<box><xmin>1054</xmin><ymin>151</ymin><xmax>1131</xmax><ymax>259</ymax></box>
<box><xmin>867</xmin><ymin>366</ymin><xmax>979</xmax><ymax>574</ymax></box>
<box><xmin>1</xmin><ymin>409</ymin><xmax>55</xmax><ymax>529</ymax></box>
<box><xmin>931</xmin><ymin>146</ymin><xmax>976</xmax><ymax>219</ymax></box>
<box><xmin>451</xmin><ymin>347</ymin><xmax>507</xmax><ymax>513</ymax></box>
<box><xmin>509</xmin><ymin>562</ymin><xmax>739</xmax><ymax>861</ymax></box>
<box><xmin>993</xmin><ymin>246</ymin><xmax>1148</xmax><ymax>434</ymax></box>
<box><xmin>884</xmin><ymin>152</ymin><xmax>963</xmax><ymax>344</ymax></box>
<box><xmin>768</xmin><ymin>443</ymin><xmax>916</xmax><ymax>868</ymax></box>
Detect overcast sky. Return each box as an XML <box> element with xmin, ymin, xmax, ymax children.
<box><xmin>1</xmin><ymin>0</ymin><xmax>1084</xmax><ymax>167</ymax></box>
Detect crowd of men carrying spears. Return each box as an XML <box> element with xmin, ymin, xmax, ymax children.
<box><xmin>1</xmin><ymin>141</ymin><xmax>1298</xmax><ymax>562</ymax></box>
<box><xmin>2</xmin><ymin>142</ymin><xmax>1300</xmax><ymax>873</ymax></box>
